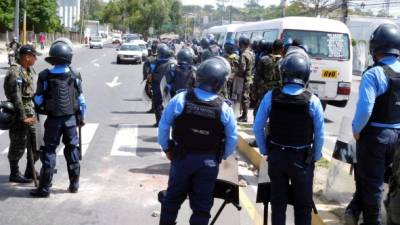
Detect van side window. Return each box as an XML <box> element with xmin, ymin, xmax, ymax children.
<box><xmin>263</xmin><ymin>29</ymin><xmax>279</xmax><ymax>42</ymax></box>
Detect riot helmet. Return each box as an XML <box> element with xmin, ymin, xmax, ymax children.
<box><xmin>45</xmin><ymin>38</ymin><xmax>73</xmax><ymax>65</ymax></box>
<box><xmin>177</xmin><ymin>48</ymin><xmax>194</xmax><ymax>65</ymax></box>
<box><xmin>0</xmin><ymin>101</ymin><xmax>16</xmax><ymax>130</ymax></box>
<box><xmin>370</xmin><ymin>23</ymin><xmax>400</xmax><ymax>57</ymax></box>
<box><xmin>239</xmin><ymin>36</ymin><xmax>251</xmax><ymax>48</ymax></box>
<box><xmin>192</xmin><ymin>38</ymin><xmax>199</xmax><ymax>46</ymax></box>
<box><xmin>259</xmin><ymin>40</ymin><xmax>272</xmax><ymax>54</ymax></box>
<box><xmin>224</xmin><ymin>39</ymin><xmax>236</xmax><ymax>55</ymax></box>
<box><xmin>195</xmin><ymin>56</ymin><xmax>231</xmax><ymax>93</ymax></box>
<box><xmin>200</xmin><ymin>38</ymin><xmax>210</xmax><ymax>49</ymax></box>
<box><xmin>157</xmin><ymin>43</ymin><xmax>171</xmax><ymax>60</ymax></box>
<box><xmin>280</xmin><ymin>52</ymin><xmax>311</xmax><ymax>87</ymax></box>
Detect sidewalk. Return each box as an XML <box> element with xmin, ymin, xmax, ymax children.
<box><xmin>0</xmin><ymin>41</ymin><xmax>84</xmax><ymax>64</ymax></box>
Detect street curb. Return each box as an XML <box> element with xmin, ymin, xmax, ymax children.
<box><xmin>236</xmin><ymin>128</ymin><xmax>327</xmax><ymax>225</ymax></box>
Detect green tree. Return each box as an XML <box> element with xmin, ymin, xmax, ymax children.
<box><xmin>0</xmin><ymin>0</ymin><xmax>14</xmax><ymax>32</ymax></box>
<box><xmin>87</xmin><ymin>0</ymin><xmax>105</xmax><ymax>21</ymax></box>
<box><xmin>26</xmin><ymin>0</ymin><xmax>63</xmax><ymax>32</ymax></box>
<box><xmin>102</xmin><ymin>0</ymin><xmax>123</xmax><ymax>30</ymax></box>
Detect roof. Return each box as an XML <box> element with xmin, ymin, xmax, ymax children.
<box><xmin>235</xmin><ymin>17</ymin><xmax>350</xmax><ymax>34</ymax></box>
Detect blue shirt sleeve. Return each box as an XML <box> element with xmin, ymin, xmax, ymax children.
<box><xmin>309</xmin><ymin>95</ymin><xmax>325</xmax><ymax>161</ymax></box>
<box><xmin>78</xmin><ymin>94</ymin><xmax>87</xmax><ymax>119</ymax></box>
<box><xmin>158</xmin><ymin>92</ymin><xmax>185</xmax><ymax>151</ymax></box>
<box><xmin>352</xmin><ymin>67</ymin><xmax>388</xmax><ymax>134</ymax></box>
<box><xmin>220</xmin><ymin>103</ymin><xmax>238</xmax><ymax>159</ymax></box>
<box><xmin>253</xmin><ymin>91</ymin><xmax>273</xmax><ymax>155</ymax></box>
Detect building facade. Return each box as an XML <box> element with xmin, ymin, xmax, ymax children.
<box><xmin>57</xmin><ymin>0</ymin><xmax>81</xmax><ymax>31</ymax></box>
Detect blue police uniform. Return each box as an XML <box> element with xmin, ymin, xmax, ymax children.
<box><xmin>347</xmin><ymin>55</ymin><xmax>400</xmax><ymax>224</ymax></box>
<box><xmin>158</xmin><ymin>87</ymin><xmax>237</xmax><ymax>225</ymax></box>
<box><xmin>33</xmin><ymin>64</ymin><xmax>86</xmax><ymax>195</ymax></box>
<box><xmin>150</xmin><ymin>58</ymin><xmax>171</xmax><ymax>126</ymax></box>
<box><xmin>253</xmin><ymin>84</ymin><xmax>324</xmax><ymax>225</ymax></box>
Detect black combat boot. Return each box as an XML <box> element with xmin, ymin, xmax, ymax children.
<box><xmin>237</xmin><ymin>106</ymin><xmax>248</xmax><ymax>122</ymax></box>
<box><xmin>9</xmin><ymin>160</ymin><xmax>32</xmax><ymax>183</ymax></box>
<box><xmin>153</xmin><ymin>108</ymin><xmax>162</xmax><ymax>127</ymax></box>
<box><xmin>30</xmin><ymin>168</ymin><xmax>53</xmax><ymax>198</ymax></box>
<box><xmin>146</xmin><ymin>108</ymin><xmax>155</xmax><ymax>113</ymax></box>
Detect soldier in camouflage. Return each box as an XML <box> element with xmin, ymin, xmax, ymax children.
<box><xmin>253</xmin><ymin>39</ymin><xmax>284</xmax><ymax>116</ymax></box>
<box><xmin>237</xmin><ymin>36</ymin><xmax>255</xmax><ymax>123</ymax></box>
<box><xmin>387</xmin><ymin>147</ymin><xmax>400</xmax><ymax>225</ymax></box>
<box><xmin>3</xmin><ymin>45</ymin><xmax>41</xmax><ymax>183</ymax></box>
<box><xmin>222</xmin><ymin>39</ymin><xmax>240</xmax><ymax>100</ymax></box>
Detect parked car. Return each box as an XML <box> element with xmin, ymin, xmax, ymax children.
<box><xmin>89</xmin><ymin>37</ymin><xmax>103</xmax><ymax>49</ymax></box>
<box><xmin>112</xmin><ymin>35</ymin><xmax>122</xmax><ymax>44</ymax></box>
<box><xmin>116</xmin><ymin>43</ymin><xmax>143</xmax><ymax>64</ymax></box>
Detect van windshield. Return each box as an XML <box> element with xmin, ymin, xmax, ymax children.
<box><xmin>282</xmin><ymin>30</ymin><xmax>350</xmax><ymax>60</ymax></box>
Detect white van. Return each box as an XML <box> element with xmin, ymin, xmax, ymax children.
<box><xmin>205</xmin><ymin>17</ymin><xmax>353</xmax><ymax>108</ymax></box>
<box><xmin>202</xmin><ymin>24</ymin><xmax>243</xmax><ymax>46</ymax></box>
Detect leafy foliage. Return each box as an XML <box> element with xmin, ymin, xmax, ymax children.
<box><xmin>0</xmin><ymin>0</ymin><xmax>15</xmax><ymax>32</ymax></box>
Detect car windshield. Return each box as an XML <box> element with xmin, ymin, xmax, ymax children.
<box><xmin>92</xmin><ymin>39</ymin><xmax>101</xmax><ymax>42</ymax></box>
<box><xmin>282</xmin><ymin>30</ymin><xmax>350</xmax><ymax>60</ymax></box>
<box><xmin>139</xmin><ymin>44</ymin><xmax>146</xmax><ymax>50</ymax></box>
<box><xmin>120</xmin><ymin>45</ymin><xmax>140</xmax><ymax>51</ymax></box>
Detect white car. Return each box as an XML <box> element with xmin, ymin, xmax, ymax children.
<box><xmin>89</xmin><ymin>37</ymin><xmax>103</xmax><ymax>49</ymax></box>
<box><xmin>116</xmin><ymin>43</ymin><xmax>143</xmax><ymax>64</ymax></box>
<box><xmin>112</xmin><ymin>35</ymin><xmax>122</xmax><ymax>44</ymax></box>
<box><xmin>130</xmin><ymin>40</ymin><xmax>148</xmax><ymax>59</ymax></box>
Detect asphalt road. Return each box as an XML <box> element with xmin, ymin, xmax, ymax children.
<box><xmin>0</xmin><ymin>43</ymin><xmax>360</xmax><ymax>225</ymax></box>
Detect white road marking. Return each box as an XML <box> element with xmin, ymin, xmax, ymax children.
<box><xmin>102</xmin><ymin>54</ymin><xmax>106</xmax><ymax>57</ymax></box>
<box><xmin>90</xmin><ymin>59</ymin><xmax>98</xmax><ymax>63</ymax></box>
<box><xmin>0</xmin><ymin>74</ymin><xmax>6</xmax><ymax>79</ymax></box>
<box><xmin>57</xmin><ymin>123</ymin><xmax>99</xmax><ymax>156</ymax></box>
<box><xmin>110</xmin><ymin>124</ymin><xmax>138</xmax><ymax>156</ymax></box>
<box><xmin>76</xmin><ymin>67</ymin><xmax>82</xmax><ymax>71</ymax></box>
<box><xmin>94</xmin><ymin>63</ymin><xmax>100</xmax><ymax>67</ymax></box>
<box><xmin>105</xmin><ymin>76</ymin><xmax>121</xmax><ymax>88</ymax></box>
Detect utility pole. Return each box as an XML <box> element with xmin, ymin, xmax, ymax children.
<box><xmin>14</xmin><ymin>0</ymin><xmax>20</xmax><ymax>41</ymax></box>
<box><xmin>80</xmin><ymin>0</ymin><xmax>85</xmax><ymax>43</ymax></box>
<box><xmin>342</xmin><ymin>0</ymin><xmax>348</xmax><ymax>24</ymax></box>
<box><xmin>385</xmin><ymin>0</ymin><xmax>390</xmax><ymax>16</ymax></box>
<box><xmin>22</xmin><ymin>0</ymin><xmax>27</xmax><ymax>44</ymax></box>
<box><xmin>280</xmin><ymin>0</ymin><xmax>287</xmax><ymax>18</ymax></box>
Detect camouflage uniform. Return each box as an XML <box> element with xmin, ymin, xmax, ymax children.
<box><xmin>237</xmin><ymin>48</ymin><xmax>255</xmax><ymax>119</ymax></box>
<box><xmin>387</xmin><ymin>146</ymin><xmax>400</xmax><ymax>225</ymax></box>
<box><xmin>253</xmin><ymin>53</ymin><xmax>282</xmax><ymax>115</ymax></box>
<box><xmin>223</xmin><ymin>53</ymin><xmax>240</xmax><ymax>99</ymax></box>
<box><xmin>3</xmin><ymin>63</ymin><xmax>39</xmax><ymax>165</ymax></box>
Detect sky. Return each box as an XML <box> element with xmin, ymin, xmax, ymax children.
<box><xmin>180</xmin><ymin>0</ymin><xmax>282</xmax><ymax>8</ymax></box>
<box><xmin>180</xmin><ymin>0</ymin><xmax>400</xmax><ymax>17</ymax></box>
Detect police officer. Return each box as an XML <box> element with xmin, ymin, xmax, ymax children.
<box><xmin>237</xmin><ymin>36</ymin><xmax>255</xmax><ymax>122</ymax></box>
<box><xmin>158</xmin><ymin>56</ymin><xmax>237</xmax><ymax>225</ymax></box>
<box><xmin>149</xmin><ymin>43</ymin><xmax>175</xmax><ymax>127</ymax></box>
<box><xmin>253</xmin><ymin>52</ymin><xmax>324</xmax><ymax>225</ymax></box>
<box><xmin>165</xmin><ymin>48</ymin><xmax>195</xmax><ymax>97</ymax></box>
<box><xmin>30</xmin><ymin>38</ymin><xmax>87</xmax><ymax>197</ymax></box>
<box><xmin>345</xmin><ymin>23</ymin><xmax>400</xmax><ymax>225</ymax></box>
<box><xmin>3</xmin><ymin>45</ymin><xmax>41</xmax><ymax>183</ymax></box>
<box><xmin>199</xmin><ymin>38</ymin><xmax>215</xmax><ymax>63</ymax></box>
<box><xmin>143</xmin><ymin>41</ymin><xmax>158</xmax><ymax>113</ymax></box>
<box><xmin>223</xmin><ymin>39</ymin><xmax>240</xmax><ymax>100</ymax></box>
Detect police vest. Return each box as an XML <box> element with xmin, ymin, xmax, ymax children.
<box><xmin>172</xmin><ymin>89</ymin><xmax>225</xmax><ymax>153</ymax></box>
<box><xmin>369</xmin><ymin>64</ymin><xmax>400</xmax><ymax>124</ymax></box>
<box><xmin>170</xmin><ymin>65</ymin><xmax>194</xmax><ymax>94</ymax></box>
<box><xmin>269</xmin><ymin>88</ymin><xmax>314</xmax><ymax>146</ymax></box>
<box><xmin>41</xmin><ymin>70</ymin><xmax>80</xmax><ymax>117</ymax></box>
